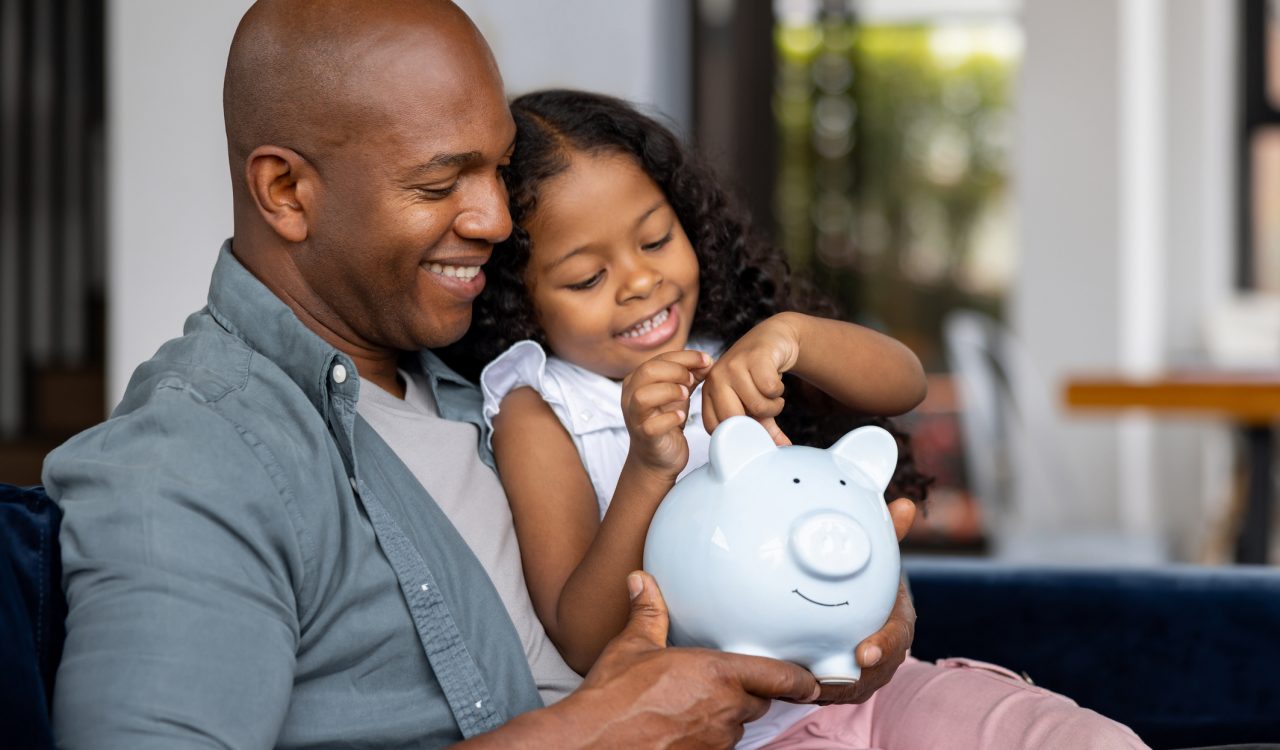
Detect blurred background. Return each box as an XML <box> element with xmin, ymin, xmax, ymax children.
<box><xmin>0</xmin><ymin>0</ymin><xmax>1274</xmax><ymax>567</ymax></box>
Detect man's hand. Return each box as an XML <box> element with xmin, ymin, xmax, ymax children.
<box><xmin>818</xmin><ymin>497</ymin><xmax>917</xmax><ymax>704</ymax></box>
<box><xmin>554</xmin><ymin>571</ymin><xmax>820</xmax><ymax>748</ymax></box>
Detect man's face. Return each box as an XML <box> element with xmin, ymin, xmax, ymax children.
<box><xmin>295</xmin><ymin>31</ymin><xmax>516</xmax><ymax>353</ymax></box>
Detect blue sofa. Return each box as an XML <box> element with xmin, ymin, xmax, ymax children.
<box><xmin>4</xmin><ymin>483</ymin><xmax>1278</xmax><ymax>748</ymax></box>
<box><xmin>1</xmin><ymin>484</ymin><xmax>63</xmax><ymax>749</ymax></box>
<box><xmin>905</xmin><ymin>557</ymin><xmax>1280</xmax><ymax>749</ymax></box>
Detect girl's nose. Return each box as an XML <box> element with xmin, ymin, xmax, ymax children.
<box><xmin>617</xmin><ymin>257</ymin><xmax>662</xmax><ymax>302</ymax></box>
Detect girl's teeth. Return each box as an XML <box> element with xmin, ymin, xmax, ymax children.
<box><xmin>620</xmin><ymin>307</ymin><xmax>670</xmax><ymax>338</ymax></box>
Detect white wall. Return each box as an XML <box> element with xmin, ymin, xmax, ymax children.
<box><xmin>1012</xmin><ymin>0</ymin><xmax>1236</xmax><ymax>558</ymax></box>
<box><xmin>106</xmin><ymin>0</ymin><xmax>689</xmax><ymax>407</ymax></box>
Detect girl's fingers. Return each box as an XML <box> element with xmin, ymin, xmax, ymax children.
<box><xmin>759</xmin><ymin>416</ymin><xmax>791</xmax><ymax>446</ymax></box>
<box><xmin>624</xmin><ymin>360</ymin><xmax>695</xmax><ymax>391</ymax></box>
<box><xmin>705</xmin><ymin>383</ymin><xmax>746</xmax><ymax>429</ymax></box>
<box><xmin>629</xmin><ymin>382</ymin><xmax>690</xmax><ymax>412</ymax></box>
<box><xmin>702</xmin><ymin>396</ymin><xmax>720</xmax><ymax>434</ymax></box>
<box><xmin>748</xmin><ymin>360</ymin><xmax>786</xmax><ymax>400</ymax></box>
<box><xmin>640</xmin><ymin>410</ymin><xmax>688</xmax><ymax>439</ymax></box>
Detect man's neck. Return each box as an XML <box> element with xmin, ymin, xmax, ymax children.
<box><xmin>353</xmin><ymin>356</ymin><xmax>405</xmax><ymax>399</ymax></box>
<box><xmin>232</xmin><ymin>239</ymin><xmax>407</xmax><ymax>399</ymax></box>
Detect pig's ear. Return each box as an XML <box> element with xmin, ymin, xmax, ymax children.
<box><xmin>709</xmin><ymin>416</ymin><xmax>777</xmax><ymax>482</ymax></box>
<box><xmin>830</xmin><ymin>426</ymin><xmax>898</xmax><ymax>493</ymax></box>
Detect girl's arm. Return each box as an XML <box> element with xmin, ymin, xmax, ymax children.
<box><xmin>492</xmin><ymin>350</ymin><xmax>706</xmax><ymax>673</ymax></box>
<box><xmin>701</xmin><ymin>311</ymin><xmax>927</xmax><ymax>439</ymax></box>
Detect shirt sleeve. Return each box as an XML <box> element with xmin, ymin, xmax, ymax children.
<box><xmin>479</xmin><ymin>340</ymin><xmax>566</xmax><ymax>449</ymax></box>
<box><xmin>44</xmin><ymin>383</ymin><xmax>305</xmax><ymax>750</ymax></box>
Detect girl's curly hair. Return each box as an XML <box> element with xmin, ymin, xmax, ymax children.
<box><xmin>439</xmin><ymin>89</ymin><xmax>930</xmax><ymax>503</ymax></box>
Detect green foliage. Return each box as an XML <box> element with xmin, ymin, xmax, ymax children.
<box><xmin>774</xmin><ymin>23</ymin><xmax>1018</xmax><ymax>369</ymax></box>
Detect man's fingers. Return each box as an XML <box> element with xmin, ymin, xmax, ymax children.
<box><xmin>887</xmin><ymin>497</ymin><xmax>916</xmax><ymax>542</ymax></box>
<box><xmin>619</xmin><ymin>571</ymin><xmax>669</xmax><ymax>649</ymax></box>
<box><xmin>855</xmin><ymin>585</ymin><xmax>914</xmax><ymax>671</ymax></box>
<box><xmin>725</xmin><ymin>652</ymin><xmax>821</xmax><ymax>704</ymax></box>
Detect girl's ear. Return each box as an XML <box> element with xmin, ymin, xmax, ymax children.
<box><xmin>244</xmin><ymin>145</ymin><xmax>314</xmax><ymax>243</ymax></box>
<box><xmin>709</xmin><ymin>416</ymin><xmax>776</xmax><ymax>482</ymax></box>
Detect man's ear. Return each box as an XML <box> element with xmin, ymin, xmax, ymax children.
<box><xmin>245</xmin><ymin>145</ymin><xmax>314</xmax><ymax>243</ymax></box>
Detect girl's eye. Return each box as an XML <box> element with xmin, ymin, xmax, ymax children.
<box><xmin>641</xmin><ymin>231</ymin><xmax>673</xmax><ymax>252</ymax></box>
<box><xmin>567</xmin><ymin>271</ymin><xmax>604</xmax><ymax>291</ymax></box>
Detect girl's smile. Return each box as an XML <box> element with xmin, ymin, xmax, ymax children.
<box><xmin>614</xmin><ymin>301</ymin><xmax>680</xmax><ymax>348</ymax></box>
<box><xmin>522</xmin><ymin>150</ymin><xmax>700</xmax><ymax>380</ymax></box>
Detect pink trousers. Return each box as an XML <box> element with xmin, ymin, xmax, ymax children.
<box><xmin>767</xmin><ymin>656</ymin><xmax>1149</xmax><ymax>750</ymax></box>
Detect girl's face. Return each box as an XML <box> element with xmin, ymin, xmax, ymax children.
<box><xmin>523</xmin><ymin>150</ymin><xmax>700</xmax><ymax>380</ymax></box>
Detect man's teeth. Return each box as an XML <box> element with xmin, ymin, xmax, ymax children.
<box><xmin>428</xmin><ymin>263</ymin><xmax>480</xmax><ymax>280</ymax></box>
<box><xmin>619</xmin><ymin>307</ymin><xmax>670</xmax><ymax>338</ymax></box>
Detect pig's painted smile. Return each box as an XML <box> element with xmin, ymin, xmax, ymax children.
<box><xmin>792</xmin><ymin>589</ymin><xmax>849</xmax><ymax>608</ymax></box>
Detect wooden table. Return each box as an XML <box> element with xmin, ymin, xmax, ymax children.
<box><xmin>1065</xmin><ymin>372</ymin><xmax>1280</xmax><ymax>564</ymax></box>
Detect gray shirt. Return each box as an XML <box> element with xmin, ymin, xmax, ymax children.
<box><xmin>357</xmin><ymin>369</ymin><xmax>581</xmax><ymax>704</ymax></box>
<box><xmin>43</xmin><ymin>242</ymin><xmax>543</xmax><ymax>749</ymax></box>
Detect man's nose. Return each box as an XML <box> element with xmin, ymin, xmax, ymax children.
<box><xmin>455</xmin><ymin>172</ymin><xmax>512</xmax><ymax>244</ymax></box>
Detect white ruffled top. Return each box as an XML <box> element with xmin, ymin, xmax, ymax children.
<box><xmin>480</xmin><ymin>339</ymin><xmax>720</xmax><ymax>516</ymax></box>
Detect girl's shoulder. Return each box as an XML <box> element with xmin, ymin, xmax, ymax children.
<box><xmin>479</xmin><ymin>340</ymin><xmax>625</xmax><ymax>442</ymax></box>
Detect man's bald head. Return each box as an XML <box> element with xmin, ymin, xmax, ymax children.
<box><xmin>223</xmin><ymin>0</ymin><xmax>500</xmax><ymax>198</ymax></box>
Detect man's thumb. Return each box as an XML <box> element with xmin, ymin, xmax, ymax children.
<box><xmin>623</xmin><ymin>571</ymin><xmax>670</xmax><ymax>648</ymax></box>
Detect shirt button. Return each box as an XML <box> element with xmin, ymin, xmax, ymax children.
<box><xmin>349</xmin><ymin>476</ymin><xmax>357</xmax><ymax>492</ymax></box>
<box><xmin>332</xmin><ymin>363</ymin><xmax>348</xmax><ymax>384</ymax></box>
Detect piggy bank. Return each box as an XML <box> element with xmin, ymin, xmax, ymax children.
<box><xmin>643</xmin><ymin>416</ymin><xmax>901</xmax><ymax>683</ymax></box>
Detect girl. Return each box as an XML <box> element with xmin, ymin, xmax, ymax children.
<box><xmin>443</xmin><ymin>90</ymin><xmax>1146</xmax><ymax>750</ymax></box>
<box><xmin>442</xmin><ymin>89</ymin><xmax>928</xmax><ymax>749</ymax></box>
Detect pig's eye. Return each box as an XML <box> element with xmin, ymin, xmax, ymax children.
<box><xmin>792</xmin><ymin>478</ymin><xmax>800</xmax><ymax>484</ymax></box>
<box><xmin>839</xmin><ymin>480</ymin><xmax>847</xmax><ymax>486</ymax></box>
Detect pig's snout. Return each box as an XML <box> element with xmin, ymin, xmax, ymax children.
<box><xmin>789</xmin><ymin>511</ymin><xmax>871</xmax><ymax>580</ymax></box>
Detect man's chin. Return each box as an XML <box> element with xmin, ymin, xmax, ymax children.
<box><xmin>414</xmin><ymin>314</ymin><xmax>472</xmax><ymax>350</ymax></box>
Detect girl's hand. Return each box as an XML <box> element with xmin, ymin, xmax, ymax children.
<box><xmin>621</xmin><ymin>350</ymin><xmax>713</xmax><ymax>479</ymax></box>
<box><xmin>701</xmin><ymin>314</ymin><xmax>801</xmax><ymax>446</ymax></box>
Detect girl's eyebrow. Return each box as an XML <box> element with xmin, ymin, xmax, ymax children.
<box><xmin>542</xmin><ymin>199</ymin><xmax>669</xmax><ymax>272</ymax></box>
<box><xmin>632</xmin><ymin>199</ymin><xmax>666</xmax><ymax>228</ymax></box>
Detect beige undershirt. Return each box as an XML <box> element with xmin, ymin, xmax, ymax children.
<box><xmin>357</xmin><ymin>368</ymin><xmax>581</xmax><ymax>705</ymax></box>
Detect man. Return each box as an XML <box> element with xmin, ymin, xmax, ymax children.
<box><xmin>44</xmin><ymin>2</ymin><xmax>915</xmax><ymax>747</ymax></box>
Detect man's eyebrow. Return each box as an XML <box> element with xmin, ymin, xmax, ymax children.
<box><xmin>402</xmin><ymin>136</ymin><xmax>516</xmax><ymax>181</ymax></box>
<box><xmin>402</xmin><ymin>151</ymin><xmax>484</xmax><ymax>180</ymax></box>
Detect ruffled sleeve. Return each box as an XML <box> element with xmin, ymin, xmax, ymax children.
<box><xmin>480</xmin><ymin>340</ymin><xmax>570</xmax><ymax>450</ymax></box>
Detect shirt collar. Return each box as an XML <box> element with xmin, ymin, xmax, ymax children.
<box><xmin>204</xmin><ymin>240</ymin><xmax>482</xmax><ymax>424</ymax></box>
<box><xmin>204</xmin><ymin>240</ymin><xmax>358</xmax><ymax>420</ymax></box>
